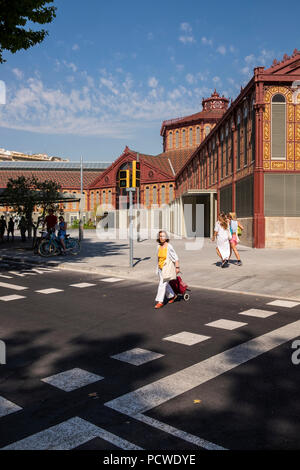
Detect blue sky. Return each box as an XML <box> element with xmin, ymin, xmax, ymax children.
<box><xmin>0</xmin><ymin>0</ymin><xmax>299</xmax><ymax>162</ymax></box>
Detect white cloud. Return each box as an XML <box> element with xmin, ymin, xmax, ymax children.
<box><xmin>217</xmin><ymin>45</ymin><xmax>226</xmax><ymax>55</ymax></box>
<box><xmin>213</xmin><ymin>76</ymin><xmax>221</xmax><ymax>83</ymax></box>
<box><xmin>147</xmin><ymin>32</ymin><xmax>154</xmax><ymax>40</ymax></box>
<box><xmin>179</xmin><ymin>35</ymin><xmax>195</xmax><ymax>45</ymax></box>
<box><xmin>202</xmin><ymin>37</ymin><xmax>213</xmax><ymax>46</ymax></box>
<box><xmin>186</xmin><ymin>74</ymin><xmax>195</xmax><ymax>84</ymax></box>
<box><xmin>241</xmin><ymin>66</ymin><xmax>250</xmax><ymax>75</ymax></box>
<box><xmin>180</xmin><ymin>22</ymin><xmax>192</xmax><ymax>33</ymax></box>
<box><xmin>63</xmin><ymin>61</ymin><xmax>77</xmax><ymax>73</ymax></box>
<box><xmin>176</xmin><ymin>64</ymin><xmax>184</xmax><ymax>72</ymax></box>
<box><xmin>12</xmin><ymin>68</ymin><xmax>24</xmax><ymax>80</ymax></box>
<box><xmin>72</xmin><ymin>44</ymin><xmax>79</xmax><ymax>51</ymax></box>
<box><xmin>148</xmin><ymin>77</ymin><xmax>158</xmax><ymax>88</ymax></box>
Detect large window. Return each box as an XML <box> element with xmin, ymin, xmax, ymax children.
<box><xmin>175</xmin><ymin>131</ymin><xmax>179</xmax><ymax>148</ymax></box>
<box><xmin>225</xmin><ymin>125</ymin><xmax>229</xmax><ymax>176</ymax></box>
<box><xmin>169</xmin><ymin>132</ymin><xmax>173</xmax><ymax>149</ymax></box>
<box><xmin>271</xmin><ymin>94</ymin><xmax>286</xmax><ymax>160</ymax></box>
<box><xmin>145</xmin><ymin>186</ymin><xmax>150</xmax><ymax>206</ymax></box>
<box><xmin>196</xmin><ymin>126</ymin><xmax>200</xmax><ymax>144</ymax></box>
<box><xmin>237</xmin><ymin>113</ymin><xmax>241</xmax><ymax>170</ymax></box>
<box><xmin>251</xmin><ymin>98</ymin><xmax>255</xmax><ymax>162</ymax></box>
<box><xmin>189</xmin><ymin>128</ymin><xmax>193</xmax><ymax>146</ymax></box>
<box><xmin>161</xmin><ymin>185</ymin><xmax>165</xmax><ymax>204</ymax></box>
<box><xmin>221</xmin><ymin>131</ymin><xmax>224</xmax><ymax>179</ymax></box>
<box><xmin>244</xmin><ymin>106</ymin><xmax>248</xmax><ymax>167</ymax></box>
<box><xmin>182</xmin><ymin>129</ymin><xmax>186</xmax><ymax>147</ymax></box>
<box><xmin>205</xmin><ymin>125</ymin><xmax>210</xmax><ymax>136</ymax></box>
<box><xmin>265</xmin><ymin>174</ymin><xmax>300</xmax><ymax>216</ymax></box>
<box><xmin>169</xmin><ymin>184</ymin><xmax>174</xmax><ymax>203</ymax></box>
<box><xmin>152</xmin><ymin>186</ymin><xmax>157</xmax><ymax>204</ymax></box>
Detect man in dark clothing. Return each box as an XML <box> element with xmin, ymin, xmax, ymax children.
<box><xmin>44</xmin><ymin>209</ymin><xmax>57</xmax><ymax>234</ymax></box>
<box><xmin>18</xmin><ymin>216</ymin><xmax>27</xmax><ymax>242</ymax></box>
<box><xmin>0</xmin><ymin>216</ymin><xmax>7</xmax><ymax>243</ymax></box>
<box><xmin>7</xmin><ymin>217</ymin><xmax>14</xmax><ymax>242</ymax></box>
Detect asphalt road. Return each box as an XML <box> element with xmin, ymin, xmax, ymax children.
<box><xmin>0</xmin><ymin>260</ymin><xmax>300</xmax><ymax>451</ymax></box>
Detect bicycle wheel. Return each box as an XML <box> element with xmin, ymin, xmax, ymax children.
<box><xmin>39</xmin><ymin>240</ymin><xmax>58</xmax><ymax>257</ymax></box>
<box><xmin>66</xmin><ymin>239</ymin><xmax>80</xmax><ymax>255</ymax></box>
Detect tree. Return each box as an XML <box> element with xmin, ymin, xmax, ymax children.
<box><xmin>2</xmin><ymin>175</ymin><xmax>61</xmax><ymax>244</ymax></box>
<box><xmin>0</xmin><ymin>0</ymin><xmax>56</xmax><ymax>63</ymax></box>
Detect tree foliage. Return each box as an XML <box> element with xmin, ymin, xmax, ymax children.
<box><xmin>0</xmin><ymin>0</ymin><xmax>56</xmax><ymax>63</ymax></box>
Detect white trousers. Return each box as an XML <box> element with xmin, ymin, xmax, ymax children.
<box><xmin>155</xmin><ymin>269</ymin><xmax>175</xmax><ymax>303</ymax></box>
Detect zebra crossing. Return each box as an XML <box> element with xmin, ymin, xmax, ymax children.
<box><xmin>1</xmin><ymin>282</ymin><xmax>300</xmax><ymax>450</ymax></box>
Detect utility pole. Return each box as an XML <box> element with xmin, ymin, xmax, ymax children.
<box><xmin>79</xmin><ymin>156</ymin><xmax>84</xmax><ymax>241</ymax></box>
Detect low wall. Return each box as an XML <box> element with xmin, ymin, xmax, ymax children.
<box><xmin>265</xmin><ymin>217</ymin><xmax>300</xmax><ymax>249</ymax></box>
<box><xmin>237</xmin><ymin>217</ymin><xmax>253</xmax><ymax>247</ymax></box>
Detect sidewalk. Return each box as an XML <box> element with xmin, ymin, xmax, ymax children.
<box><xmin>1</xmin><ymin>229</ymin><xmax>300</xmax><ymax>301</ymax></box>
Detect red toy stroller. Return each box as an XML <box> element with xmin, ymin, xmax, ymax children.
<box><xmin>169</xmin><ymin>275</ymin><xmax>191</xmax><ymax>301</ymax></box>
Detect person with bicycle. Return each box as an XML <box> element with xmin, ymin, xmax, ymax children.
<box><xmin>58</xmin><ymin>216</ymin><xmax>67</xmax><ymax>254</ymax></box>
<box><xmin>44</xmin><ymin>209</ymin><xmax>57</xmax><ymax>234</ymax></box>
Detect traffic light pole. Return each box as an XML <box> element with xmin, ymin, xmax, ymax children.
<box><xmin>126</xmin><ymin>187</ymin><xmax>136</xmax><ymax>268</ymax></box>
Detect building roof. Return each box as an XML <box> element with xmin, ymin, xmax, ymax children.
<box><xmin>128</xmin><ymin>147</ymin><xmax>196</xmax><ymax>177</ymax></box>
<box><xmin>0</xmin><ymin>169</ymin><xmax>104</xmax><ymax>190</ymax></box>
<box><xmin>0</xmin><ymin>161</ymin><xmax>110</xmax><ymax>170</ymax></box>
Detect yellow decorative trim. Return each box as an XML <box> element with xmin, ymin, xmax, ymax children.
<box><xmin>287</xmin><ymin>162</ymin><xmax>294</xmax><ymax>170</ymax></box>
<box><xmin>296</xmin><ymin>162</ymin><xmax>300</xmax><ymax>170</ymax></box>
<box><xmin>264</xmin><ymin>104</ymin><xmax>270</xmax><ymax>120</ymax></box>
<box><xmin>287</xmin><ymin>143</ymin><xmax>294</xmax><ymax>160</ymax></box>
<box><xmin>296</xmin><ymin>143</ymin><xmax>300</xmax><ymax>160</ymax></box>
<box><xmin>296</xmin><ymin>104</ymin><xmax>300</xmax><ymax>122</ymax></box>
<box><xmin>296</xmin><ymin>124</ymin><xmax>300</xmax><ymax>141</ymax></box>
<box><xmin>263</xmin><ymin>142</ymin><xmax>270</xmax><ymax>159</ymax></box>
<box><xmin>288</xmin><ymin>123</ymin><xmax>294</xmax><ymax>141</ymax></box>
<box><xmin>288</xmin><ymin>104</ymin><xmax>294</xmax><ymax>122</ymax></box>
<box><xmin>271</xmin><ymin>161</ymin><xmax>286</xmax><ymax>169</ymax></box>
<box><xmin>264</xmin><ymin>92</ymin><xmax>271</xmax><ymax>104</ymax></box>
<box><xmin>263</xmin><ymin>122</ymin><xmax>270</xmax><ymax>141</ymax></box>
<box><xmin>269</xmin><ymin>86</ymin><xmax>279</xmax><ymax>94</ymax></box>
<box><xmin>263</xmin><ymin>162</ymin><xmax>270</xmax><ymax>169</ymax></box>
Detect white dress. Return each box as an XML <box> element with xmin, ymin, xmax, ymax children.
<box><xmin>214</xmin><ymin>221</ymin><xmax>230</xmax><ymax>260</ymax></box>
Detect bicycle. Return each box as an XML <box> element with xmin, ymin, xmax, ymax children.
<box><xmin>33</xmin><ymin>230</ymin><xmax>49</xmax><ymax>254</ymax></box>
<box><xmin>38</xmin><ymin>232</ymin><xmax>80</xmax><ymax>257</ymax></box>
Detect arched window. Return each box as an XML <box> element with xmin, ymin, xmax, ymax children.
<box><xmin>189</xmin><ymin>128</ymin><xmax>193</xmax><ymax>146</ymax></box>
<box><xmin>237</xmin><ymin>112</ymin><xmax>241</xmax><ymax>170</ymax></box>
<box><xmin>168</xmin><ymin>132</ymin><xmax>173</xmax><ymax>149</ymax></box>
<box><xmin>108</xmin><ymin>190</ymin><xmax>112</xmax><ymax>205</ymax></box>
<box><xmin>225</xmin><ymin>125</ymin><xmax>229</xmax><ymax>176</ymax></box>
<box><xmin>90</xmin><ymin>192</ymin><xmax>94</xmax><ymax>210</ymax></box>
<box><xmin>271</xmin><ymin>93</ymin><xmax>286</xmax><ymax>160</ymax></box>
<box><xmin>205</xmin><ymin>125</ymin><xmax>210</xmax><ymax>136</ymax></box>
<box><xmin>220</xmin><ymin>131</ymin><xmax>224</xmax><ymax>179</ymax></box>
<box><xmin>96</xmin><ymin>191</ymin><xmax>100</xmax><ymax>205</ymax></box>
<box><xmin>145</xmin><ymin>187</ymin><xmax>150</xmax><ymax>206</ymax></box>
<box><xmin>152</xmin><ymin>186</ymin><xmax>157</xmax><ymax>204</ymax></box>
<box><xmin>251</xmin><ymin>98</ymin><xmax>255</xmax><ymax>162</ymax></box>
<box><xmin>169</xmin><ymin>184</ymin><xmax>174</xmax><ymax>203</ymax></box>
<box><xmin>196</xmin><ymin>126</ymin><xmax>200</xmax><ymax>144</ymax></box>
<box><xmin>161</xmin><ymin>185</ymin><xmax>165</xmax><ymax>204</ymax></box>
<box><xmin>73</xmin><ymin>192</ymin><xmax>77</xmax><ymax>210</ymax></box>
<box><xmin>182</xmin><ymin>129</ymin><xmax>186</xmax><ymax>147</ymax></box>
<box><xmin>102</xmin><ymin>190</ymin><xmax>106</xmax><ymax>205</ymax></box>
<box><xmin>244</xmin><ymin>105</ymin><xmax>248</xmax><ymax>167</ymax></box>
<box><xmin>175</xmin><ymin>130</ymin><xmax>179</xmax><ymax>148</ymax></box>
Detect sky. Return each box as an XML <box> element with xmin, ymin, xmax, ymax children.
<box><xmin>0</xmin><ymin>0</ymin><xmax>299</xmax><ymax>162</ymax></box>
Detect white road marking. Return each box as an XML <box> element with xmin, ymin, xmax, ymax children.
<box><xmin>41</xmin><ymin>368</ymin><xmax>104</xmax><ymax>392</ymax></box>
<box><xmin>239</xmin><ymin>308</ymin><xmax>277</xmax><ymax>318</ymax></box>
<box><xmin>35</xmin><ymin>288</ymin><xmax>63</xmax><ymax>294</ymax></box>
<box><xmin>163</xmin><ymin>332</ymin><xmax>211</xmax><ymax>346</ymax></box>
<box><xmin>105</xmin><ymin>319</ymin><xmax>300</xmax><ymax>416</ymax></box>
<box><xmin>135</xmin><ymin>414</ymin><xmax>226</xmax><ymax>450</ymax></box>
<box><xmin>101</xmin><ymin>277</ymin><xmax>124</xmax><ymax>283</ymax></box>
<box><xmin>267</xmin><ymin>300</ymin><xmax>300</xmax><ymax>308</ymax></box>
<box><xmin>0</xmin><ymin>396</ymin><xmax>22</xmax><ymax>418</ymax></box>
<box><xmin>0</xmin><ymin>274</ymin><xmax>12</xmax><ymax>279</ymax></box>
<box><xmin>1</xmin><ymin>416</ymin><xmax>143</xmax><ymax>450</ymax></box>
<box><xmin>111</xmin><ymin>348</ymin><xmax>164</xmax><ymax>366</ymax></box>
<box><xmin>0</xmin><ymin>295</ymin><xmax>26</xmax><ymax>302</ymax></box>
<box><xmin>70</xmin><ymin>283</ymin><xmax>96</xmax><ymax>288</ymax></box>
<box><xmin>205</xmin><ymin>319</ymin><xmax>247</xmax><ymax>330</ymax></box>
<box><xmin>8</xmin><ymin>271</ymin><xmax>26</xmax><ymax>277</ymax></box>
<box><xmin>0</xmin><ymin>282</ymin><xmax>28</xmax><ymax>291</ymax></box>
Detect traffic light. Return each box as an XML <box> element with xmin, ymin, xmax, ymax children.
<box><xmin>119</xmin><ymin>169</ymin><xmax>130</xmax><ymax>188</ymax></box>
<box><xmin>132</xmin><ymin>161</ymin><xmax>140</xmax><ymax>188</ymax></box>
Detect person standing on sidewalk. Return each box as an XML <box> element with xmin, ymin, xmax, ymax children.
<box><xmin>44</xmin><ymin>208</ymin><xmax>57</xmax><ymax>234</ymax></box>
<box><xmin>18</xmin><ymin>216</ymin><xmax>27</xmax><ymax>242</ymax></box>
<box><xmin>0</xmin><ymin>216</ymin><xmax>7</xmax><ymax>243</ymax></box>
<box><xmin>7</xmin><ymin>217</ymin><xmax>14</xmax><ymax>242</ymax></box>
<box><xmin>212</xmin><ymin>213</ymin><xmax>231</xmax><ymax>268</ymax></box>
<box><xmin>228</xmin><ymin>212</ymin><xmax>244</xmax><ymax>266</ymax></box>
<box><xmin>155</xmin><ymin>230</ymin><xmax>180</xmax><ymax>309</ymax></box>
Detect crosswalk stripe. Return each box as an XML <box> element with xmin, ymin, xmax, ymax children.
<box><xmin>105</xmin><ymin>319</ymin><xmax>300</xmax><ymax>416</ymax></box>
<box><xmin>69</xmin><ymin>283</ymin><xmax>96</xmax><ymax>288</ymax></box>
<box><xmin>0</xmin><ymin>282</ymin><xmax>28</xmax><ymax>291</ymax></box>
<box><xmin>0</xmin><ymin>295</ymin><xmax>26</xmax><ymax>301</ymax></box>
<box><xmin>0</xmin><ymin>396</ymin><xmax>22</xmax><ymax>417</ymax></box>
<box><xmin>0</xmin><ymin>275</ymin><xmax>13</xmax><ymax>279</ymax></box>
<box><xmin>8</xmin><ymin>271</ymin><xmax>26</xmax><ymax>277</ymax></box>
<box><xmin>1</xmin><ymin>417</ymin><xmax>143</xmax><ymax>450</ymax></box>
<box><xmin>101</xmin><ymin>278</ymin><xmax>124</xmax><ymax>283</ymax></box>
<box><xmin>35</xmin><ymin>288</ymin><xmax>63</xmax><ymax>294</ymax></box>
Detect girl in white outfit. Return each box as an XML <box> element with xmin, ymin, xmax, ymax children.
<box><xmin>212</xmin><ymin>213</ymin><xmax>231</xmax><ymax>268</ymax></box>
<box><xmin>155</xmin><ymin>230</ymin><xmax>180</xmax><ymax>309</ymax></box>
